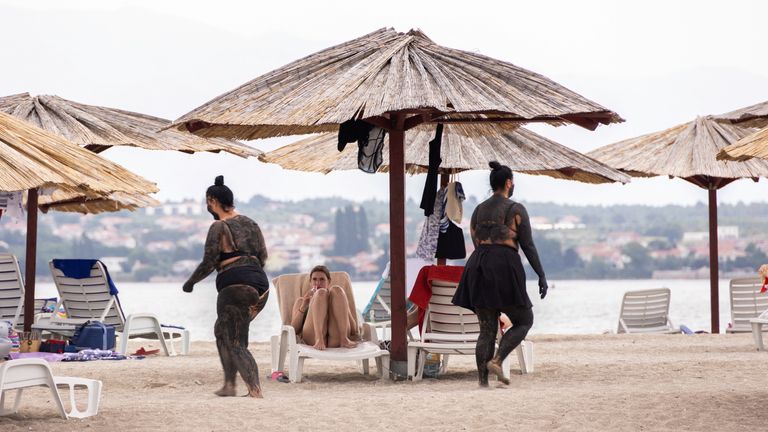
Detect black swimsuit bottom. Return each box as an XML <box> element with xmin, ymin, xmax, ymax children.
<box><xmin>216</xmin><ymin>264</ymin><xmax>268</xmax><ymax>294</ymax></box>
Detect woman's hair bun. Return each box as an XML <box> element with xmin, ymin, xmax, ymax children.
<box><xmin>214</xmin><ymin>175</ymin><xmax>225</xmax><ymax>186</ymax></box>
<box><xmin>488</xmin><ymin>161</ymin><xmax>501</xmax><ymax>171</ymax></box>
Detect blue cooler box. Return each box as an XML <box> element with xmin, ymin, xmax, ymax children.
<box><xmin>71</xmin><ymin>321</ymin><xmax>116</xmax><ymax>350</ymax></box>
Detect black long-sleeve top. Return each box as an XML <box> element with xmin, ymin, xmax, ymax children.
<box><xmin>469</xmin><ymin>194</ymin><xmax>546</xmax><ymax>280</ymax></box>
<box><xmin>184</xmin><ymin>215</ymin><xmax>268</xmax><ymax>288</ymax></box>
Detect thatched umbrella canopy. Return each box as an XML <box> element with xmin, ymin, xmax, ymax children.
<box><xmin>0</xmin><ymin>110</ymin><xmax>159</xmax><ymax>331</ymax></box>
<box><xmin>0</xmin><ymin>93</ymin><xmax>262</xmax><ymax>158</ymax></box>
<box><xmin>715</xmin><ymin>100</ymin><xmax>768</xmax><ymax>161</ymax></box>
<box><xmin>170</xmin><ymin>28</ymin><xmax>622</xmax><ymax>138</ymax></box>
<box><xmin>171</xmin><ymin>27</ymin><xmax>622</xmax><ymax>370</ymax></box>
<box><xmin>260</xmin><ymin>123</ymin><xmax>631</xmax><ymax>184</ymax></box>
<box><xmin>588</xmin><ymin>116</ymin><xmax>768</xmax><ymax>333</ymax></box>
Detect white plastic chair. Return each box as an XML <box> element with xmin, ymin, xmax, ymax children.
<box><xmin>0</xmin><ymin>358</ymin><xmax>102</xmax><ymax>419</ymax></box>
<box><xmin>33</xmin><ymin>260</ymin><xmax>189</xmax><ymax>356</ymax></box>
<box><xmin>617</xmin><ymin>288</ymin><xmax>678</xmax><ymax>333</ymax></box>
<box><xmin>406</xmin><ymin>279</ymin><xmax>533</xmax><ymax>381</ymax></box>
<box><xmin>269</xmin><ymin>271</ymin><xmax>390</xmax><ymax>383</ymax></box>
<box><xmin>727</xmin><ymin>278</ymin><xmax>768</xmax><ymax>334</ymax></box>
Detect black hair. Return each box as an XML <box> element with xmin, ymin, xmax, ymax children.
<box><xmin>206</xmin><ymin>175</ymin><xmax>234</xmax><ymax>208</ymax></box>
<box><xmin>488</xmin><ymin>161</ymin><xmax>513</xmax><ymax>192</ymax></box>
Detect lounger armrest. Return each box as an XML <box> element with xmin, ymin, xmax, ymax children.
<box><xmin>280</xmin><ymin>325</ymin><xmax>298</xmax><ymax>353</ymax></box>
<box><xmin>362</xmin><ymin>323</ymin><xmax>379</xmax><ymax>344</ymax></box>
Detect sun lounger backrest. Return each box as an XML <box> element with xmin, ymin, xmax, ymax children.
<box><xmin>423</xmin><ymin>279</ymin><xmax>480</xmax><ymax>343</ymax></box>
<box><xmin>272</xmin><ymin>271</ymin><xmax>357</xmax><ymax>328</ymax></box>
<box><xmin>364</xmin><ymin>277</ymin><xmax>392</xmax><ymax>322</ymax></box>
<box><xmin>729</xmin><ymin>278</ymin><xmax>768</xmax><ymax>333</ymax></box>
<box><xmin>618</xmin><ymin>288</ymin><xmax>671</xmax><ymax>333</ymax></box>
<box><xmin>49</xmin><ymin>261</ymin><xmax>124</xmax><ymax>330</ymax></box>
<box><xmin>0</xmin><ymin>254</ymin><xmax>24</xmax><ymax>328</ymax></box>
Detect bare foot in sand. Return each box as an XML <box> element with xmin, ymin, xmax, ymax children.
<box><xmin>214</xmin><ymin>384</ymin><xmax>236</xmax><ymax>397</ymax></box>
<box><xmin>487</xmin><ymin>360</ymin><xmax>510</xmax><ymax>385</ymax></box>
<box><xmin>245</xmin><ymin>387</ymin><xmax>263</xmax><ymax>398</ymax></box>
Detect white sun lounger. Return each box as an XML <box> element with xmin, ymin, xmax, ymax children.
<box><xmin>406</xmin><ymin>279</ymin><xmax>533</xmax><ymax>381</ymax></box>
<box><xmin>32</xmin><ymin>260</ymin><xmax>189</xmax><ymax>356</ymax></box>
<box><xmin>617</xmin><ymin>288</ymin><xmax>678</xmax><ymax>334</ymax></box>
<box><xmin>270</xmin><ymin>271</ymin><xmax>389</xmax><ymax>383</ymax></box>
<box><xmin>0</xmin><ymin>358</ymin><xmax>102</xmax><ymax>419</ymax></box>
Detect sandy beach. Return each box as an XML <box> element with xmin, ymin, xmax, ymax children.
<box><xmin>1</xmin><ymin>333</ymin><xmax>766</xmax><ymax>431</ymax></box>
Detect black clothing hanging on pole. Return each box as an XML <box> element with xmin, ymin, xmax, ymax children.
<box><xmin>419</xmin><ymin>123</ymin><xmax>444</xmax><ymax>216</ymax></box>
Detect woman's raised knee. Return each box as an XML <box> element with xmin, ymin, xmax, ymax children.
<box><xmin>328</xmin><ymin>285</ymin><xmax>345</xmax><ymax>298</ymax></box>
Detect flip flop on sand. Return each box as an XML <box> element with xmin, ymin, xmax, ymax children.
<box><xmin>133</xmin><ymin>347</ymin><xmax>161</xmax><ymax>356</ymax></box>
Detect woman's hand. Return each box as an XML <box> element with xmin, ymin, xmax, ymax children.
<box><xmin>538</xmin><ymin>277</ymin><xmax>548</xmax><ymax>299</ymax></box>
<box><xmin>183</xmin><ymin>281</ymin><xmax>194</xmax><ymax>293</ymax></box>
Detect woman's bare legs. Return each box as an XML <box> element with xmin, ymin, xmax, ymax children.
<box><xmin>327</xmin><ymin>286</ymin><xmax>358</xmax><ymax>348</ymax></box>
<box><xmin>303</xmin><ymin>288</ymin><xmax>329</xmax><ymax>350</ymax></box>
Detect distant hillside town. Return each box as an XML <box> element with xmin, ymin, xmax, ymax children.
<box><xmin>1</xmin><ymin>196</ymin><xmax>767</xmax><ymax>282</ymax></box>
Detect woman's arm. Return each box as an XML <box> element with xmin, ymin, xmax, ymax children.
<box><xmin>182</xmin><ymin>222</ymin><xmax>225</xmax><ymax>292</ymax></box>
<box><xmin>290</xmin><ymin>292</ymin><xmax>312</xmax><ymax>333</ymax></box>
<box><xmin>470</xmin><ymin>207</ymin><xmax>479</xmax><ymax>247</ymax></box>
<box><xmin>254</xmin><ymin>224</ymin><xmax>268</xmax><ymax>267</ymax></box>
<box><xmin>514</xmin><ymin>204</ymin><xmax>546</xmax><ymax>280</ymax></box>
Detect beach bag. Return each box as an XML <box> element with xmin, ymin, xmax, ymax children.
<box><xmin>19</xmin><ymin>332</ymin><xmax>41</xmax><ymax>353</ymax></box>
<box><xmin>71</xmin><ymin>320</ymin><xmax>116</xmax><ymax>350</ymax></box>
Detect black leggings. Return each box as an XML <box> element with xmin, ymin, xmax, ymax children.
<box><xmin>214</xmin><ymin>284</ymin><xmax>269</xmax><ymax>394</ymax></box>
<box><xmin>475</xmin><ymin>306</ymin><xmax>533</xmax><ymax>385</ymax></box>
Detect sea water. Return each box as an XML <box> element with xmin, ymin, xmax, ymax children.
<box><xmin>31</xmin><ymin>279</ymin><xmax>738</xmax><ymax>341</ymax></box>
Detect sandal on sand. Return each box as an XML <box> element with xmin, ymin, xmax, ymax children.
<box><xmin>133</xmin><ymin>347</ymin><xmax>161</xmax><ymax>356</ymax></box>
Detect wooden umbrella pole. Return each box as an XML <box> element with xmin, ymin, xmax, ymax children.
<box><xmin>23</xmin><ymin>188</ymin><xmax>39</xmax><ymax>333</ymax></box>
<box><xmin>708</xmin><ymin>187</ymin><xmax>720</xmax><ymax>334</ymax></box>
<box><xmin>437</xmin><ymin>173</ymin><xmax>450</xmax><ymax>266</ymax></box>
<box><xmin>388</xmin><ymin>114</ymin><xmax>408</xmax><ymax>367</ymax></box>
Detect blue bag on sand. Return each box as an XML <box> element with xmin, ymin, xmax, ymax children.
<box><xmin>70</xmin><ymin>321</ymin><xmax>116</xmax><ymax>350</ymax></box>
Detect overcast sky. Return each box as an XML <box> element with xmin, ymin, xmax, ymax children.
<box><xmin>2</xmin><ymin>0</ymin><xmax>768</xmax><ymax>206</ymax></box>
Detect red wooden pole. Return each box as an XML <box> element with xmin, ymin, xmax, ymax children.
<box><xmin>708</xmin><ymin>188</ymin><xmax>719</xmax><ymax>334</ymax></box>
<box><xmin>388</xmin><ymin>114</ymin><xmax>408</xmax><ymax>366</ymax></box>
<box><xmin>23</xmin><ymin>188</ymin><xmax>38</xmax><ymax>333</ymax></box>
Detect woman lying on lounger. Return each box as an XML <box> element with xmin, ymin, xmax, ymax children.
<box><xmin>290</xmin><ymin>265</ymin><xmax>359</xmax><ymax>350</ymax></box>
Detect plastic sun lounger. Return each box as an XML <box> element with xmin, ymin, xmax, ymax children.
<box><xmin>406</xmin><ymin>279</ymin><xmax>533</xmax><ymax>381</ymax></box>
<box><xmin>0</xmin><ymin>253</ymin><xmax>59</xmax><ymax>330</ymax></box>
<box><xmin>270</xmin><ymin>271</ymin><xmax>390</xmax><ymax>383</ymax></box>
<box><xmin>32</xmin><ymin>260</ymin><xmax>190</xmax><ymax>356</ymax></box>
<box><xmin>727</xmin><ymin>278</ymin><xmax>768</xmax><ymax>334</ymax></box>
<box><xmin>0</xmin><ymin>358</ymin><xmax>102</xmax><ymax>419</ymax></box>
<box><xmin>617</xmin><ymin>288</ymin><xmax>678</xmax><ymax>334</ymax></box>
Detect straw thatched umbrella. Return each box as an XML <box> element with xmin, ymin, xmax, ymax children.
<box><xmin>170</xmin><ymin>28</ymin><xmax>622</xmax><ymax>370</ymax></box>
<box><xmin>0</xmin><ymin>93</ymin><xmax>262</xmax><ymax>158</ymax></box>
<box><xmin>588</xmin><ymin>116</ymin><xmax>768</xmax><ymax>333</ymax></box>
<box><xmin>715</xmin><ymin>100</ymin><xmax>768</xmax><ymax>161</ymax></box>
<box><xmin>0</xmin><ymin>111</ymin><xmax>159</xmax><ymax>331</ymax></box>
<box><xmin>260</xmin><ymin>123</ymin><xmax>631</xmax><ymax>183</ymax></box>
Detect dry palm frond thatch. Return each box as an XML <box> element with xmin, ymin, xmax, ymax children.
<box><xmin>171</xmin><ymin>28</ymin><xmax>623</xmax><ymax>140</ymax></box>
<box><xmin>0</xmin><ymin>93</ymin><xmax>261</xmax><ymax>158</ymax></box>
<box><xmin>260</xmin><ymin>123</ymin><xmax>630</xmax><ymax>184</ymax></box>
<box><xmin>716</xmin><ymin>126</ymin><xmax>768</xmax><ymax>162</ymax></box>
<box><xmin>0</xmin><ymin>110</ymin><xmax>159</xmax><ymax>199</ymax></box>
<box><xmin>714</xmin><ymin>100</ymin><xmax>768</xmax><ymax>128</ymax></box>
<box><xmin>38</xmin><ymin>191</ymin><xmax>160</xmax><ymax>214</ymax></box>
<box><xmin>587</xmin><ymin>116</ymin><xmax>768</xmax><ymax>183</ymax></box>
<box><xmin>714</xmin><ymin>100</ymin><xmax>768</xmax><ymax>162</ymax></box>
